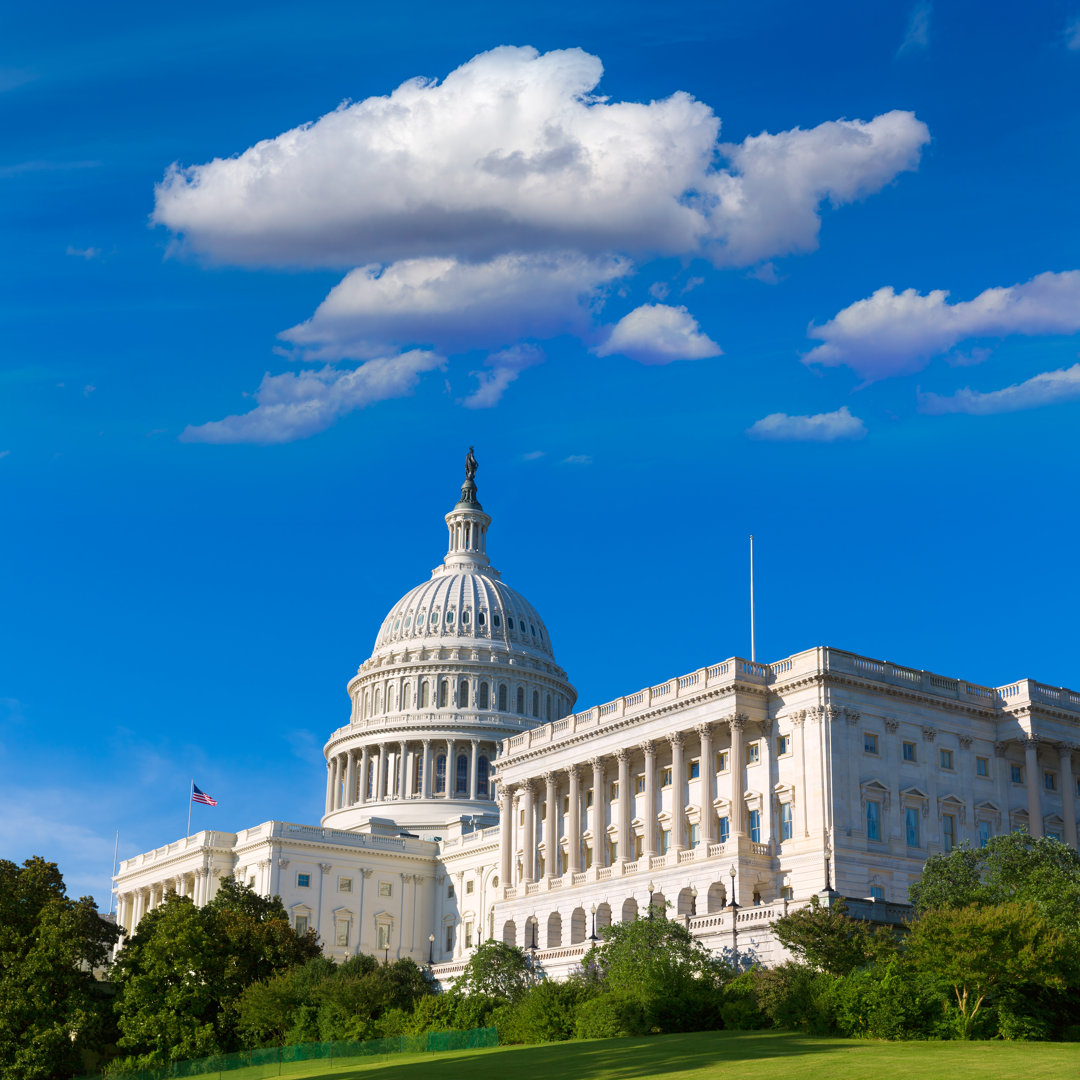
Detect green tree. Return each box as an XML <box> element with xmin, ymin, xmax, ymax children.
<box><xmin>770</xmin><ymin>896</ymin><xmax>897</xmax><ymax>976</ymax></box>
<box><xmin>905</xmin><ymin>901</ymin><xmax>1067</xmax><ymax>1039</ymax></box>
<box><xmin>454</xmin><ymin>939</ymin><xmax>531</xmax><ymax>1002</ymax></box>
<box><xmin>0</xmin><ymin>857</ymin><xmax>120</xmax><ymax>1080</ymax></box>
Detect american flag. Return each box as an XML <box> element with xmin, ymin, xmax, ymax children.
<box><xmin>191</xmin><ymin>784</ymin><xmax>218</xmax><ymax>807</ymax></box>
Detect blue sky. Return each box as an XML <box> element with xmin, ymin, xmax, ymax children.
<box><xmin>3</xmin><ymin>1</ymin><xmax>1080</xmax><ymax>906</ymax></box>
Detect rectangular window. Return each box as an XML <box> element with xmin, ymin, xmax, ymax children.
<box><xmin>661</xmin><ymin>829</ymin><xmax>672</xmax><ymax>854</ymax></box>
<box><xmin>866</xmin><ymin>800</ymin><xmax>881</xmax><ymax>842</ymax></box>
<box><xmin>335</xmin><ymin>921</ymin><xmax>350</xmax><ymax>947</ymax></box>
<box><xmin>689</xmin><ymin>823</ymin><xmax>701</xmax><ymax>848</ymax></box>
<box><xmin>563</xmin><ymin>796</ymin><xmax>569</xmax><ymax>814</ymax></box>
<box><xmin>777</xmin><ymin>734</ymin><xmax>791</xmax><ymax>757</ymax></box>
<box><xmin>661</xmin><ymin>767</ymin><xmax>672</xmax><ymax>787</ymax></box>
<box><xmin>978</xmin><ymin>820</ymin><xmax>992</xmax><ymax>847</ymax></box>
<box><xmin>586</xmin><ymin>789</ymin><xmax>593</xmax><ymax>808</ymax></box>
<box><xmin>519</xmin><ymin>809</ymin><xmax>524</xmax><ymax>826</ymax></box>
<box><xmin>465</xmin><ymin>879</ymin><xmax>474</xmax><ymax>894</ymax></box>
<box><xmin>609</xmin><ymin>781</ymin><xmax>619</xmax><ymax>800</ymax></box>
<box><xmin>976</xmin><ymin>756</ymin><xmax>989</xmax><ymax>777</ymax></box>
<box><xmin>717</xmin><ymin>751</ymin><xmax>730</xmax><ymax>773</ymax></box>
<box><xmin>746</xmin><ymin>743</ymin><xmax>760</xmax><ymax>765</ymax></box>
<box><xmin>902</xmin><ymin>741</ymin><xmax>917</xmax><ymax>763</ymax></box>
<box><xmin>465</xmin><ymin>923</ymin><xmax>474</xmax><ymax>949</ymax></box>
<box><xmin>634</xmin><ymin>834</ymin><xmax>644</xmax><ymax>859</ymax></box>
<box><xmin>940</xmin><ymin>748</ymin><xmax>954</xmax><ymax>770</ymax></box>
<box><xmin>339</xmin><ymin>877</ymin><xmax>352</xmax><ymax>892</ymax></box>
<box><xmin>379</xmin><ymin>882</ymin><xmax>392</xmax><ymax>897</ymax></box>
<box><xmin>905</xmin><ymin>807</ymin><xmax>920</xmax><ymax>847</ymax></box>
<box><xmin>608</xmin><ymin>839</ymin><xmax>618</xmax><ymax>863</ymax></box>
<box><xmin>635</xmin><ymin>775</ymin><xmax>646</xmax><ymax>794</ymax></box>
<box><xmin>689</xmin><ymin>760</ymin><xmax>700</xmax><ymax>779</ymax></box>
<box><xmin>297</xmin><ymin>873</ymin><xmax>311</xmax><ymax>888</ymax></box>
<box><xmin>780</xmin><ymin>802</ymin><xmax>793</xmax><ymax>841</ymax></box>
<box><xmin>1011</xmin><ymin>763</ymin><xmax>1023</xmax><ymax>784</ymax></box>
<box><xmin>869</xmin><ymin>886</ymin><xmax>885</xmax><ymax>900</ymax></box>
<box><xmin>378</xmin><ymin>923</ymin><xmax>391</xmax><ymax>950</ymax></box>
<box><xmin>748</xmin><ymin>808</ymin><xmax>761</xmax><ymax>844</ymax></box>
<box><xmin>718</xmin><ymin>816</ymin><xmax>730</xmax><ymax>843</ymax></box>
<box><xmin>1044</xmin><ymin>771</ymin><xmax>1057</xmax><ymax>791</ymax></box>
<box><xmin>780</xmin><ymin>885</ymin><xmax>794</xmax><ymax>901</ymax></box>
<box><xmin>444</xmin><ymin>925</ymin><xmax>453</xmax><ymax>952</ymax></box>
<box><xmin>295</xmin><ymin>915</ymin><xmax>308</xmax><ymax>935</ymax></box>
<box><xmin>864</xmin><ymin>732</ymin><xmax>879</xmax><ymax>755</ymax></box>
<box><xmin>943</xmin><ymin>813</ymin><xmax>956</xmax><ymax>852</ymax></box>
<box><xmin>446</xmin><ymin>882</ymin><xmax>454</xmax><ymax>898</ymax></box>
<box><xmin>584</xmin><ymin>845</ymin><xmax>593</xmax><ymax>870</ymax></box>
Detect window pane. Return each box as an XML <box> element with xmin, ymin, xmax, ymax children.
<box><xmin>906</xmin><ymin>807</ymin><xmax>920</xmax><ymax>847</ymax></box>
<box><xmin>866</xmin><ymin>800</ymin><xmax>881</xmax><ymax>841</ymax></box>
<box><xmin>748</xmin><ymin>809</ymin><xmax>761</xmax><ymax>843</ymax></box>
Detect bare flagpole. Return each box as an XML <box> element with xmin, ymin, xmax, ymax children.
<box><xmin>750</xmin><ymin>534</ymin><xmax>756</xmax><ymax>662</ymax></box>
<box><xmin>108</xmin><ymin>829</ymin><xmax>119</xmax><ymax>915</ymax></box>
<box><xmin>187</xmin><ymin>779</ymin><xmax>193</xmax><ymax>838</ymax></box>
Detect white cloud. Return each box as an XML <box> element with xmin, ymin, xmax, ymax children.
<box><xmin>595</xmin><ymin>303</ymin><xmax>722</xmax><ymax>365</ymax></box>
<box><xmin>283</xmin><ymin>253</ymin><xmax>627</xmax><ymax>359</ymax></box>
<box><xmin>0</xmin><ymin>450</ymin><xmax>9</xmax><ymax>459</ymax></box>
<box><xmin>563</xmin><ymin>454</ymin><xmax>593</xmax><ymax>464</ymax></box>
<box><xmin>804</xmin><ymin>271</ymin><xmax>1080</xmax><ymax>381</ymax></box>
<box><xmin>919</xmin><ymin>363</ymin><xmax>1080</xmax><ymax>416</ymax></box>
<box><xmin>1066</xmin><ymin>17</ymin><xmax>1080</xmax><ymax>50</ymax></box>
<box><xmin>747</xmin><ymin>406</ymin><xmax>867</xmax><ymax>442</ymax></box>
<box><xmin>462</xmin><ymin>345</ymin><xmax>545</xmax><ymax>409</ymax></box>
<box><xmin>66</xmin><ymin>245</ymin><xmax>100</xmax><ymax>259</ymax></box>
<box><xmin>522</xmin><ymin>450</ymin><xmax>545</xmax><ymax>460</ymax></box>
<box><xmin>898</xmin><ymin>2</ymin><xmax>932</xmax><ymax>55</ymax></box>
<box><xmin>180</xmin><ymin>350</ymin><xmax>443</xmax><ymax>444</ymax></box>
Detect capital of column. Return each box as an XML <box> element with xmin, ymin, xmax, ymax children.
<box><xmin>670</xmin><ymin>731</ymin><xmax>684</xmax><ymax>748</ymax></box>
<box><xmin>277</xmin><ymin>858</ymin><xmax>289</xmax><ymax>870</ymax></box>
<box><xmin>695</xmin><ymin>722</ymin><xmax>712</xmax><ymax>738</ymax></box>
<box><xmin>320</xmin><ymin>863</ymin><xmax>332</xmax><ymax>875</ymax></box>
<box><xmin>729</xmin><ymin>713</ymin><xmax>748</xmax><ymax>731</ymax></box>
<box><xmin>884</xmin><ymin>717</ymin><xmax>898</xmax><ymax>733</ymax></box>
<box><xmin>993</xmin><ymin>740</ymin><xmax>1010</xmax><ymax>757</ymax></box>
<box><xmin>1058</xmin><ymin>742</ymin><xmax>1078</xmax><ymax>758</ymax></box>
<box><xmin>566</xmin><ymin>764</ymin><xmax>580</xmax><ymax>782</ymax></box>
<box><xmin>922</xmin><ymin>726</ymin><xmax>937</xmax><ymax>743</ymax></box>
<box><xmin>615</xmin><ymin>747</ymin><xmax>630</xmax><ymax>762</ymax></box>
<box><xmin>360</xmin><ymin>868</ymin><xmax>374</xmax><ymax>879</ymax></box>
<box><xmin>641</xmin><ymin>740</ymin><xmax>656</xmax><ymax>757</ymax></box>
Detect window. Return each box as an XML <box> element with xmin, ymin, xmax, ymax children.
<box><xmin>585</xmin><ymin>789</ymin><xmax>593</xmax><ymax>808</ymax></box>
<box><xmin>295</xmin><ymin>915</ymin><xmax>308</xmax><ymax>935</ymax></box>
<box><xmin>516</xmin><ymin>687</ymin><xmax>525</xmax><ymax>713</ymax></box>
<box><xmin>420</xmin><ymin>681</ymin><xmax>430</xmax><ymax>708</ymax></box>
<box><xmin>609</xmin><ymin>781</ymin><xmax>619</xmax><ymax>799</ymax></box>
<box><xmin>746</xmin><ymin>743</ymin><xmax>760</xmax><ymax>765</ymax></box>
<box><xmin>466</xmin><ymin>879</ymin><xmax>474</xmax><ymax>894</ymax></box>
<box><xmin>435</xmin><ymin>755</ymin><xmax>447</xmax><ymax>794</ymax></box>
<box><xmin>494</xmin><ymin>613</ymin><xmax>501</xmax><ymax>628</ymax></box>
<box><xmin>478</xmin><ymin>682</ymin><xmax>490</xmax><ymax>709</ymax></box>
<box><xmin>780</xmin><ymin>802</ymin><xmax>793</xmax><ymax>841</ymax></box>
<box><xmin>635</xmin><ymin>775</ymin><xmax>646</xmax><ymax>794</ymax></box>
<box><xmin>459</xmin><ymin>679</ymin><xmax>469</xmax><ymax>707</ymax></box>
<box><xmin>748</xmin><ymin>809</ymin><xmax>761</xmax><ymax>844</ymax></box>
<box><xmin>661</xmin><ymin>767</ymin><xmax>672</xmax><ymax>787</ymax></box>
<box><xmin>940</xmin><ymin>748</ymin><xmax>954</xmax><ymax>770</ymax></box>
<box><xmin>976</xmin><ymin>756</ymin><xmax>989</xmax><ymax>777</ymax></box>
<box><xmin>1011</xmin><ymin>764</ymin><xmax>1023</xmax><ymax>784</ymax></box>
<box><xmin>866</xmin><ymin>800</ymin><xmax>881</xmax><ymax>842</ymax></box>
<box><xmin>689</xmin><ymin>760</ymin><xmax>700</xmax><ymax>779</ymax></box>
<box><xmin>438</xmin><ymin>680</ymin><xmax>448</xmax><ymax>708</ymax></box>
<box><xmin>689</xmin><ymin>823</ymin><xmax>701</xmax><ymax>848</ymax></box>
<box><xmin>942</xmin><ymin>813</ymin><xmax>956</xmax><ymax>852</ymax></box>
<box><xmin>781</xmin><ymin>885</ymin><xmax>794</xmax><ymax>901</ymax></box>
<box><xmin>777</xmin><ymin>735</ymin><xmax>791</xmax><ymax>757</ymax></box>
<box><xmin>379</xmin><ymin>882</ymin><xmax>392</xmax><ymax>897</ymax></box>
<box><xmin>339</xmin><ymin>877</ymin><xmax>352</xmax><ymax>893</ymax></box>
<box><xmin>532</xmin><ymin>690</ymin><xmax>540</xmax><ymax>718</ymax></box>
<box><xmin>446</xmin><ymin>882</ymin><xmax>454</xmax><ymax>898</ymax></box>
<box><xmin>717</xmin><ymin>751</ymin><xmax>730</xmax><ymax>772</ymax></box>
<box><xmin>562</xmin><ymin>795</ymin><xmax>570</xmax><ymax>814</ymax></box>
<box><xmin>869</xmin><ymin>886</ymin><xmax>885</xmax><ymax>900</ymax></box>
<box><xmin>446</xmin><ymin>610</ymin><xmax>455</xmax><ymax>625</ymax></box>
<box><xmin>456</xmin><ymin>754</ymin><xmax>468</xmax><ymax>795</ymax></box>
<box><xmin>978</xmin><ymin>820</ymin><xmax>992</xmax><ymax>847</ymax></box>
<box><xmin>297</xmin><ymin>873</ymin><xmax>311</xmax><ymax>888</ymax></box>
<box><xmin>465</xmin><ymin>923</ymin><xmax>474</xmax><ymax>949</ymax></box>
<box><xmin>377</xmin><ymin>923</ymin><xmax>391</xmax><ymax>950</ymax></box>
<box><xmin>445</xmin><ymin>925</ymin><xmax>454</xmax><ymax>952</ymax></box>
<box><xmin>608</xmin><ymin>839</ymin><xmax>618</xmax><ymax>863</ymax></box>
<box><xmin>462</xmin><ymin>609</ymin><xmax>470</xmax><ymax>626</ymax></box>
<box><xmin>335</xmin><ymin>921</ymin><xmax>350</xmax><ymax>947</ymax></box>
<box><xmin>478</xmin><ymin>756</ymin><xmax>490</xmax><ymax>799</ymax></box>
<box><xmin>718</xmin><ymin>816</ymin><xmax>730</xmax><ymax>843</ymax></box>
<box><xmin>864</xmin><ymin>733</ymin><xmax>879</xmax><ymax>755</ymax></box>
<box><xmin>498</xmin><ymin>684</ymin><xmax>508</xmax><ymax>711</ymax></box>
<box><xmin>1044</xmin><ymin>771</ymin><xmax>1057</xmax><ymax>791</ymax></box>
<box><xmin>661</xmin><ymin>829</ymin><xmax>671</xmax><ymax>854</ymax></box>
<box><xmin>478</xmin><ymin>611</ymin><xmax>485</xmax><ymax>627</ymax></box>
<box><xmin>902</xmin><ymin>741</ymin><xmax>917</xmax><ymax>763</ymax></box>
<box><xmin>546</xmin><ymin>694</ymin><xmax>553</xmax><ymax>722</ymax></box>
<box><xmin>905</xmin><ymin>807</ymin><xmax>920</xmax><ymax>847</ymax></box>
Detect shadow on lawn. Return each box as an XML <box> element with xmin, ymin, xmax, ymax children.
<box><xmin>333</xmin><ymin>1031</ymin><xmax>848</xmax><ymax>1080</ymax></box>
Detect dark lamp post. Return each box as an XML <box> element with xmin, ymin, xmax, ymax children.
<box><xmin>647</xmin><ymin>880</ymin><xmax>655</xmax><ymax>919</ymax></box>
<box><xmin>589</xmin><ymin>903</ymin><xmax>598</xmax><ymax>942</ymax></box>
<box><xmin>428</xmin><ymin>932</ymin><xmax>435</xmax><ymax>966</ymax></box>
<box><xmin>729</xmin><ymin>864</ymin><xmax>739</xmax><ymax>971</ymax></box>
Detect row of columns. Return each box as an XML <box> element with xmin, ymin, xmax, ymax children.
<box><xmin>1019</xmin><ymin>737</ymin><xmax>1078</xmax><ymax>845</ymax></box>
<box><xmin>115</xmin><ymin>867</ymin><xmax>219</xmax><ymax>934</ymax></box>
<box><xmin>327</xmin><ymin>738</ymin><xmax>496</xmax><ymax>812</ymax></box>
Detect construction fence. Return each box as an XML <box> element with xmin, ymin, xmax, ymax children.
<box><xmin>81</xmin><ymin>1027</ymin><xmax>499</xmax><ymax>1080</ymax></box>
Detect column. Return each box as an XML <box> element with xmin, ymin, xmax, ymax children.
<box><xmin>345</xmin><ymin>750</ymin><xmax>357</xmax><ymax>808</ymax></box>
<box><xmin>670</xmin><ymin>732</ymin><xmax>685</xmax><ymax>852</ymax></box>
<box><xmin>375</xmin><ymin>745</ymin><xmax>386</xmax><ymax>801</ymax></box>
<box><xmin>324</xmin><ymin>761</ymin><xmax>333</xmax><ymax>816</ymax></box>
<box><xmin>470</xmin><ymin>740</ymin><xmax>479</xmax><ymax>801</ymax></box>
<box><xmin>642</xmin><ymin>741</ymin><xmax>657</xmax><ymax>857</ymax></box>
<box><xmin>617</xmin><ymin>748</ymin><xmax>631</xmax><ymax>863</ymax></box>
<box><xmin>117</xmin><ymin>893</ymin><xmax>129</xmax><ymax>934</ymax></box>
<box><xmin>446</xmin><ymin>739</ymin><xmax>456</xmax><ymax>798</ymax></box>
<box><xmin>499</xmin><ymin>788</ymin><xmax>513</xmax><ymax>887</ymax></box>
<box><xmin>359</xmin><ymin>746</ymin><xmax>370</xmax><ymax>805</ymax></box>
<box><xmin>330</xmin><ymin>756</ymin><xmax>340</xmax><ymax>811</ymax></box>
<box><xmin>1025</xmin><ymin>736</ymin><xmax>1043</xmax><ymax>838</ymax></box>
<box><xmin>697</xmin><ymin>724</ymin><xmax>714</xmax><ymax>845</ymax></box>
<box><xmin>1061</xmin><ymin>745</ymin><xmax>1078</xmax><ymax>849</ymax></box>
<box><xmin>729</xmin><ymin>716</ymin><xmax>746</xmax><ymax>835</ymax></box>
<box><xmin>399</xmin><ymin>740</ymin><xmax>408</xmax><ymax>800</ymax></box>
<box><xmin>421</xmin><ymin>740</ymin><xmax>432</xmax><ymax>799</ymax></box>
<box><xmin>544</xmin><ymin>773</ymin><xmax>557</xmax><ymax>877</ymax></box>
<box><xmin>591</xmin><ymin>757</ymin><xmax>606</xmax><ymax>868</ymax></box>
<box><xmin>522</xmin><ymin>782</ymin><xmax>536</xmax><ymax>883</ymax></box>
<box><xmin>568</xmin><ymin>766</ymin><xmax>581</xmax><ymax>874</ymax></box>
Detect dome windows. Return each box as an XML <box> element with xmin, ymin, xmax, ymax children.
<box><xmin>478</xmin><ymin>611</ymin><xmax>486</xmax><ymax>627</ymax></box>
<box><xmin>478</xmin><ymin>682</ymin><xmax>490</xmax><ymax>709</ymax></box>
<box><xmin>493</xmin><ymin>613</ymin><xmax>501</xmax><ymax>629</ymax></box>
<box><xmin>459</xmin><ymin>679</ymin><xmax>469</xmax><ymax>707</ymax></box>
<box><xmin>404</xmin><ymin>615</ymin><xmax>412</xmax><ymax>629</ymax></box>
<box><xmin>393</xmin><ymin>619</ymin><xmax>400</xmax><ymax>632</ymax></box>
<box><xmin>446</xmin><ymin>610</ymin><xmax>455</xmax><ymax>626</ymax></box>
<box><xmin>462</xmin><ymin>609</ymin><xmax>470</xmax><ymax>626</ymax></box>
<box><xmin>498</xmin><ymin>683</ymin><xmax>508</xmax><ymax>711</ymax></box>
<box><xmin>516</xmin><ymin>687</ymin><xmax>525</xmax><ymax>713</ymax></box>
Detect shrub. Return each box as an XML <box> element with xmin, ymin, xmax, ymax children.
<box><xmin>497</xmin><ymin>979</ymin><xmax>597</xmax><ymax>1044</ymax></box>
<box><xmin>573</xmin><ymin>993</ymin><xmax>648</xmax><ymax>1039</ymax></box>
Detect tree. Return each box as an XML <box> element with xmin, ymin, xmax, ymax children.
<box><xmin>770</xmin><ymin>897</ymin><xmax>897</xmax><ymax>976</ymax></box>
<box><xmin>905</xmin><ymin>901</ymin><xmax>1067</xmax><ymax>1038</ymax></box>
<box><xmin>0</xmin><ymin>857</ymin><xmax>120</xmax><ymax>1080</ymax></box>
<box><xmin>454</xmin><ymin>940</ymin><xmax>531</xmax><ymax>1002</ymax></box>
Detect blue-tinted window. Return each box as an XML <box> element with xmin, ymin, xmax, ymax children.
<box><xmin>866</xmin><ymin>800</ymin><xmax>881</xmax><ymax>842</ymax></box>
<box><xmin>748</xmin><ymin>809</ymin><xmax>761</xmax><ymax>843</ymax></box>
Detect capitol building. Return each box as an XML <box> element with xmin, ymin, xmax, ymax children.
<box><xmin>114</xmin><ymin>455</ymin><xmax>1080</xmax><ymax>977</ymax></box>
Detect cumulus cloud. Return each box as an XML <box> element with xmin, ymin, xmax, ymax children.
<box><xmin>563</xmin><ymin>454</ymin><xmax>593</xmax><ymax>464</ymax></box>
<box><xmin>66</xmin><ymin>245</ymin><xmax>100</xmax><ymax>259</ymax></box>
<box><xmin>1066</xmin><ymin>17</ymin><xmax>1080</xmax><ymax>50</ymax></box>
<box><xmin>462</xmin><ymin>345</ymin><xmax>545</xmax><ymax>409</ymax></box>
<box><xmin>595</xmin><ymin>303</ymin><xmax>722</xmax><ymax>365</ymax></box>
<box><xmin>747</xmin><ymin>406</ymin><xmax>867</xmax><ymax>442</ymax></box>
<box><xmin>804</xmin><ymin>271</ymin><xmax>1080</xmax><ymax>381</ymax></box>
<box><xmin>919</xmin><ymin>363</ymin><xmax>1080</xmax><ymax>416</ymax></box>
<box><xmin>180</xmin><ymin>350</ymin><xmax>443</xmax><ymax>444</ymax></box>
<box><xmin>898</xmin><ymin>2</ymin><xmax>932</xmax><ymax>55</ymax></box>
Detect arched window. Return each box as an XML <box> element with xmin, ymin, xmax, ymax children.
<box><xmin>402</xmin><ymin>683</ymin><xmax>411</xmax><ymax>710</ymax></box>
<box><xmin>374</xmin><ymin>689</ymin><xmax>381</xmax><ymax>714</ymax></box>
<box><xmin>462</xmin><ymin>609</ymin><xmax>470</xmax><ymax>626</ymax></box>
<box><xmin>478</xmin><ymin>682</ymin><xmax>490</xmax><ymax>709</ymax></box>
<box><xmin>532</xmin><ymin>690</ymin><xmax>540</xmax><ymax>718</ymax></box>
<box><xmin>419</xmin><ymin>681</ymin><xmax>430</xmax><ymax>708</ymax></box>
<box><xmin>498</xmin><ymin>683</ymin><xmax>508</xmax><ymax>711</ymax></box>
<box><xmin>456</xmin><ymin>754</ymin><xmax>469</xmax><ymax>796</ymax></box>
<box><xmin>435</xmin><ymin>755</ymin><xmax>447</xmax><ymax>795</ymax></box>
<box><xmin>478</xmin><ymin>756</ymin><xmax>490</xmax><ymax>798</ymax></box>
<box><xmin>439</xmin><ymin>680</ymin><xmax>448</xmax><ymax>708</ymax></box>
<box><xmin>459</xmin><ymin>679</ymin><xmax>469</xmax><ymax>707</ymax></box>
<box><xmin>546</xmin><ymin>694</ymin><xmax>552</xmax><ymax>722</ymax></box>
<box><xmin>516</xmin><ymin>687</ymin><xmax>525</xmax><ymax>713</ymax></box>
<box><xmin>363</xmin><ymin>691</ymin><xmax>369</xmax><ymax>718</ymax></box>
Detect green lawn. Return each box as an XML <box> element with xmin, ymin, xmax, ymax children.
<box><xmin>208</xmin><ymin>1031</ymin><xmax>1080</xmax><ymax>1080</ymax></box>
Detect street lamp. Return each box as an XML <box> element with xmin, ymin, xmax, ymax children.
<box><xmin>589</xmin><ymin>903</ymin><xmax>598</xmax><ymax>942</ymax></box>
<box><xmin>647</xmin><ymin>880</ymin><xmax>656</xmax><ymax>919</ymax></box>
<box><xmin>427</xmin><ymin>932</ymin><xmax>435</xmax><ymax>967</ymax></box>
<box><xmin>824</xmin><ymin>840</ymin><xmax>833</xmax><ymax>893</ymax></box>
<box><xmin>729</xmin><ymin>864</ymin><xmax>740</xmax><ymax>971</ymax></box>
<box><xmin>527</xmin><ymin>915</ymin><xmax>539</xmax><ymax>985</ymax></box>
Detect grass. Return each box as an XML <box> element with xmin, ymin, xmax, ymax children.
<box><xmin>198</xmin><ymin>1031</ymin><xmax>1080</xmax><ymax>1080</ymax></box>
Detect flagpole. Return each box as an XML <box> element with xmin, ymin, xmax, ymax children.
<box><xmin>109</xmin><ymin>829</ymin><xmax>119</xmax><ymax>915</ymax></box>
<box><xmin>750</xmin><ymin>534</ymin><xmax>756</xmax><ymax>663</ymax></box>
<box><xmin>187</xmin><ymin>779</ymin><xmax>193</xmax><ymax>838</ymax></box>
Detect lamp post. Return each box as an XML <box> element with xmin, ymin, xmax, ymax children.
<box><xmin>647</xmin><ymin>880</ymin><xmax>655</xmax><ymax>919</ymax></box>
<box><xmin>428</xmin><ymin>932</ymin><xmax>435</xmax><ymax>967</ymax></box>
<box><xmin>527</xmin><ymin>915</ymin><xmax>538</xmax><ymax>985</ymax></box>
<box><xmin>686</xmin><ymin>885</ymin><xmax>698</xmax><ymax>928</ymax></box>
<box><xmin>589</xmin><ymin>903</ymin><xmax>598</xmax><ymax>942</ymax></box>
<box><xmin>729</xmin><ymin>863</ymin><xmax>739</xmax><ymax>971</ymax></box>
<box><xmin>383</xmin><ymin>946</ymin><xmax>390</xmax><ymax>966</ymax></box>
<box><xmin>824</xmin><ymin>839</ymin><xmax>833</xmax><ymax>893</ymax></box>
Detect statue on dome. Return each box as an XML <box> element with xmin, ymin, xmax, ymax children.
<box><xmin>465</xmin><ymin>445</ymin><xmax>478</xmax><ymax>481</ymax></box>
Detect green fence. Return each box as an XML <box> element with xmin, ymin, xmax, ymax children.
<box><xmin>82</xmin><ymin>1028</ymin><xmax>498</xmax><ymax>1080</ymax></box>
